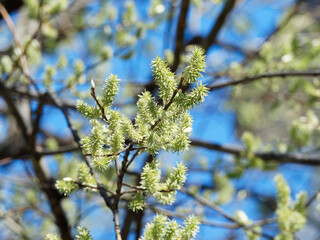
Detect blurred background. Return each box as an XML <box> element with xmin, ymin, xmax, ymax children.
<box><xmin>0</xmin><ymin>0</ymin><xmax>320</xmax><ymax>239</ymax></box>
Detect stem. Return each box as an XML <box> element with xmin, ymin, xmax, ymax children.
<box><xmin>90</xmin><ymin>87</ymin><xmax>109</xmax><ymax>122</ymax></box>
<box><xmin>112</xmin><ymin>144</ymin><xmax>141</xmax><ymax>240</ymax></box>
<box><xmin>112</xmin><ymin>145</ymin><xmax>132</xmax><ymax>240</ymax></box>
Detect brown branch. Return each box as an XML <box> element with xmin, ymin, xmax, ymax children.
<box><xmin>0</xmin><ymin>144</ymin><xmax>80</xmax><ymax>162</ymax></box>
<box><xmin>203</xmin><ymin>0</ymin><xmax>237</xmax><ymax>53</ymax></box>
<box><xmin>8</xmin><ymin>88</ymin><xmax>77</xmax><ymax>110</ymax></box>
<box><xmin>171</xmin><ymin>0</ymin><xmax>190</xmax><ymax>72</ymax></box>
<box><xmin>71</xmin><ymin>180</ymin><xmax>116</xmax><ymax>197</ymax></box>
<box><xmin>30</xmin><ymin>101</ymin><xmax>45</xmax><ymax>148</ymax></box>
<box><xmin>181</xmin><ymin>187</ymin><xmax>236</xmax><ymax>222</ymax></box>
<box><xmin>208</xmin><ymin>70</ymin><xmax>320</xmax><ymax>91</ymax></box>
<box><xmin>191</xmin><ymin>139</ymin><xmax>320</xmax><ymax>165</ymax></box>
<box><xmin>36</xmin><ymin>145</ymin><xmax>80</xmax><ymax>157</ymax></box>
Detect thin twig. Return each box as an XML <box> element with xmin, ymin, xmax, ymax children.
<box><xmin>90</xmin><ymin>85</ymin><xmax>109</xmax><ymax>122</ymax></box>
<box><xmin>181</xmin><ymin>187</ymin><xmax>236</xmax><ymax>222</ymax></box>
<box><xmin>191</xmin><ymin>139</ymin><xmax>320</xmax><ymax>165</ymax></box>
<box><xmin>208</xmin><ymin>70</ymin><xmax>320</xmax><ymax>91</ymax></box>
<box><xmin>72</xmin><ymin>180</ymin><xmax>116</xmax><ymax>197</ymax></box>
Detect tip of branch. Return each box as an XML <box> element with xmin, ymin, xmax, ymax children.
<box><xmin>91</xmin><ymin>79</ymin><xmax>95</xmax><ymax>93</ymax></box>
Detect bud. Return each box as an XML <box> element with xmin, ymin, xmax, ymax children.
<box><xmin>62</xmin><ymin>177</ymin><xmax>72</xmax><ymax>182</ymax></box>
<box><xmin>91</xmin><ymin>79</ymin><xmax>95</xmax><ymax>91</ymax></box>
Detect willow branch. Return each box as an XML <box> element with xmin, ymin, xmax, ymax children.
<box><xmin>208</xmin><ymin>70</ymin><xmax>320</xmax><ymax>91</ymax></box>
<box><xmin>191</xmin><ymin>139</ymin><xmax>320</xmax><ymax>165</ymax></box>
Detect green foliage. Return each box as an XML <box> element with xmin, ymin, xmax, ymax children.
<box><xmin>1</xmin><ymin>55</ymin><xmax>13</xmax><ymax>74</ymax></box>
<box><xmin>213</xmin><ymin>172</ymin><xmax>234</xmax><ymax>205</ymax></box>
<box><xmin>53</xmin><ymin>48</ymin><xmax>206</xmax><ymax>238</ymax></box>
<box><xmin>151</xmin><ymin>57</ymin><xmax>176</xmax><ymax>104</ymax></box>
<box><xmin>182</xmin><ymin>47</ymin><xmax>206</xmax><ymax>84</ymax></box>
<box><xmin>24</xmin><ymin>0</ymin><xmax>39</xmax><ymax>18</ymax></box>
<box><xmin>55</xmin><ymin>178</ymin><xmax>78</xmax><ymax>196</ymax></box>
<box><xmin>75</xmin><ymin>227</ymin><xmax>93</xmax><ymax>240</ymax></box>
<box><xmin>44</xmin><ymin>0</ymin><xmax>68</xmax><ymax>15</ymax></box>
<box><xmin>274</xmin><ymin>175</ymin><xmax>307</xmax><ymax>240</ymax></box>
<box><xmin>76</xmin><ymin>100</ymin><xmax>101</xmax><ymax>119</ymax></box>
<box><xmin>235</xmin><ymin>210</ymin><xmax>260</xmax><ymax>240</ymax></box>
<box><xmin>73</xmin><ymin>60</ymin><xmax>85</xmax><ymax>76</ymax></box>
<box><xmin>77</xmin><ymin>163</ymin><xmax>97</xmax><ymax>190</ymax></box>
<box><xmin>290</xmin><ymin>110</ymin><xmax>319</xmax><ymax>147</ymax></box>
<box><xmin>181</xmin><ymin>215</ymin><xmax>200</xmax><ymax>240</ymax></box>
<box><xmin>137</xmin><ymin>160</ymin><xmax>187</xmax><ymax>206</ymax></box>
<box><xmin>166</xmin><ymin>162</ymin><xmax>187</xmax><ymax>191</ymax></box>
<box><xmin>101</xmin><ymin>45</ymin><xmax>113</xmax><ymax>60</ymax></box>
<box><xmin>44</xmin><ymin>233</ymin><xmax>61</xmax><ymax>240</ymax></box>
<box><xmin>44</xmin><ymin>65</ymin><xmax>56</xmax><ymax>89</ymax></box>
<box><xmin>140</xmin><ymin>160</ymin><xmax>162</xmax><ymax>194</ymax></box>
<box><xmin>101</xmin><ymin>74</ymin><xmax>120</xmax><ymax>108</ymax></box>
<box><xmin>122</xmin><ymin>1</ymin><xmax>137</xmax><ymax>26</ymax></box>
<box><xmin>57</xmin><ymin>55</ymin><xmax>67</xmax><ymax>69</ymax></box>
<box><xmin>140</xmin><ymin>214</ymin><xmax>199</xmax><ymax>240</ymax></box>
<box><xmin>293</xmin><ymin>191</ymin><xmax>307</xmax><ymax>215</ymax></box>
<box><xmin>128</xmin><ymin>191</ymin><xmax>146</xmax><ymax>212</ymax></box>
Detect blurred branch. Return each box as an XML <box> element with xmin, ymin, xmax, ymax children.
<box><xmin>0</xmin><ymin>82</ymin><xmax>28</xmax><ymax>139</ymax></box>
<box><xmin>203</xmin><ymin>0</ymin><xmax>237</xmax><ymax>53</ymax></box>
<box><xmin>0</xmin><ymin>208</ymin><xmax>31</xmax><ymax>240</ymax></box>
<box><xmin>181</xmin><ymin>187</ymin><xmax>236</xmax><ymax>221</ymax></box>
<box><xmin>215</xmin><ymin>40</ymin><xmax>253</xmax><ymax>56</ymax></box>
<box><xmin>306</xmin><ymin>189</ymin><xmax>320</xmax><ymax>207</ymax></box>
<box><xmin>9</xmin><ymin>87</ymin><xmax>76</xmax><ymax>109</ymax></box>
<box><xmin>208</xmin><ymin>70</ymin><xmax>320</xmax><ymax>91</ymax></box>
<box><xmin>191</xmin><ymin>139</ymin><xmax>320</xmax><ymax>165</ymax></box>
<box><xmin>171</xmin><ymin>0</ymin><xmax>190</xmax><ymax>72</ymax></box>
